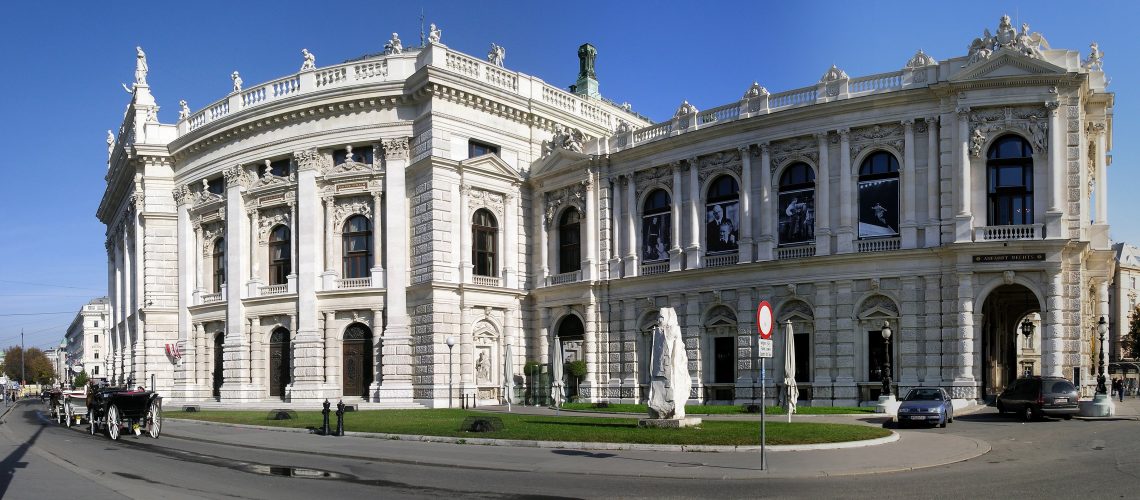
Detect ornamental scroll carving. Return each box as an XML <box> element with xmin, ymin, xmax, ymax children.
<box><xmin>382</xmin><ymin>138</ymin><xmax>409</xmax><ymax>161</ymax></box>
<box><xmin>252</xmin><ymin>161</ymin><xmax>295</xmax><ymax>188</ymax></box>
<box><xmin>333</xmin><ymin>196</ymin><xmax>373</xmax><ymax>228</ymax></box>
<box><xmin>467</xmin><ymin>188</ymin><xmax>505</xmax><ymax>219</ymax></box>
<box><xmin>200</xmin><ymin>222</ymin><xmax>225</xmax><ymax>257</ymax></box>
<box><xmin>222</xmin><ymin>165</ymin><xmax>251</xmax><ymax>188</ymax></box>
<box><xmin>969</xmin><ymin>106</ymin><xmax>1049</xmax><ymax>157</ymax></box>
<box><xmin>324</xmin><ymin>145</ymin><xmax>377</xmax><ymax>176</ymax></box>
<box><xmin>633</xmin><ymin>164</ymin><xmax>674</xmax><ymax>192</ymax></box>
<box><xmin>850</xmin><ymin>123</ymin><xmax>904</xmax><ymax>159</ymax></box>
<box><xmin>698</xmin><ymin>149</ymin><xmax>742</xmax><ymax>183</ymax></box>
<box><xmin>769</xmin><ymin>136</ymin><xmax>818</xmax><ymax>172</ymax></box>
<box><xmin>173</xmin><ymin>184</ymin><xmax>191</xmax><ymax>206</ymax></box>
<box><xmin>293</xmin><ymin>149</ymin><xmax>323</xmax><ymax>172</ymax></box>
<box><xmin>543</xmin><ymin>182</ymin><xmax>587</xmax><ymax>227</ymax></box>
<box><xmin>257</xmin><ymin>206</ymin><xmax>291</xmax><ymax>244</ymax></box>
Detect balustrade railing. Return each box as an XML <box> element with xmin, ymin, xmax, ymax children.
<box><xmin>548</xmin><ymin>270</ymin><xmax>582</xmax><ymax>286</ymax></box>
<box><xmin>704</xmin><ymin>253</ymin><xmax>739</xmax><ymax>268</ymax></box>
<box><xmin>856</xmin><ymin>237</ymin><xmax>901</xmax><ymax>253</ymax></box>
<box><xmin>337</xmin><ymin>277</ymin><xmax>372</xmax><ymax>289</ymax></box>
<box><xmin>201</xmin><ymin>292</ymin><xmax>222</xmax><ymax>304</ymax></box>
<box><xmin>847</xmin><ymin>71</ymin><xmax>903</xmax><ymax>94</ymax></box>
<box><xmin>974</xmin><ymin>224</ymin><xmax>1043</xmax><ymax>241</ymax></box>
<box><xmin>768</xmin><ymin>87</ymin><xmax>817</xmax><ymax>108</ymax></box>
<box><xmin>472</xmin><ymin>275</ymin><xmax>501</xmax><ymax>287</ymax></box>
<box><xmin>260</xmin><ymin>284</ymin><xmax>289</xmax><ymax>295</ymax></box>
<box><xmin>776</xmin><ymin>245</ymin><xmax>816</xmax><ymax>260</ymax></box>
<box><xmin>640</xmin><ymin>261</ymin><xmax>668</xmax><ymax>276</ymax></box>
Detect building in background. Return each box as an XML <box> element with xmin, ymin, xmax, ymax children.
<box><xmin>1110</xmin><ymin>243</ymin><xmax>1140</xmax><ymax>393</ymax></box>
<box><xmin>64</xmin><ymin>297</ymin><xmax>110</xmax><ymax>383</ymax></box>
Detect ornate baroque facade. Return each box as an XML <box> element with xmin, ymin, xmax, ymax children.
<box><xmin>99</xmin><ymin>17</ymin><xmax>1115</xmax><ymax>406</ymax></box>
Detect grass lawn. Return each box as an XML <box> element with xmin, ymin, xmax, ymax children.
<box><xmin>561</xmin><ymin>403</ymin><xmax>877</xmax><ymax>415</ymax></box>
<box><xmin>173</xmin><ymin>409</ymin><xmax>889</xmax><ymax>446</ymax></box>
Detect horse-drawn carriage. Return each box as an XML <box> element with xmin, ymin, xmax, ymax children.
<box><xmin>61</xmin><ymin>387</ymin><xmax>90</xmax><ymax>428</ymax></box>
<box><xmin>87</xmin><ymin>387</ymin><xmax>162</xmax><ymax>440</ymax></box>
<box><xmin>42</xmin><ymin>388</ymin><xmax>65</xmax><ymax>424</ymax></box>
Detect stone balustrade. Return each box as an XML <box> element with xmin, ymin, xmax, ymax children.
<box><xmin>547</xmin><ymin>270</ymin><xmax>582</xmax><ymax>286</ymax></box>
<box><xmin>337</xmin><ymin>277</ymin><xmax>372</xmax><ymax>289</ymax></box>
<box><xmin>640</xmin><ymin>261</ymin><xmax>668</xmax><ymax>276</ymax></box>
<box><xmin>472</xmin><ymin>275</ymin><xmax>501</xmax><ymax>287</ymax></box>
<box><xmin>704</xmin><ymin>253</ymin><xmax>739</xmax><ymax>268</ymax></box>
<box><xmin>974</xmin><ymin>224</ymin><xmax>1044</xmax><ymax>241</ymax></box>
<box><xmin>856</xmin><ymin>237</ymin><xmax>902</xmax><ymax>253</ymax></box>
<box><xmin>260</xmin><ymin>283</ymin><xmax>289</xmax><ymax>295</ymax></box>
<box><xmin>776</xmin><ymin>245</ymin><xmax>816</xmax><ymax>260</ymax></box>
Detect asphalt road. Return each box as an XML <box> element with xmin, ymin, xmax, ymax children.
<box><xmin>2</xmin><ymin>400</ymin><xmax>1139</xmax><ymax>499</ymax></box>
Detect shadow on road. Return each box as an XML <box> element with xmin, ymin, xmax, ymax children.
<box><xmin>0</xmin><ymin>403</ymin><xmax>47</xmax><ymax>498</ymax></box>
<box><xmin>549</xmin><ymin>448</ymin><xmax>764</xmax><ymax>472</ymax></box>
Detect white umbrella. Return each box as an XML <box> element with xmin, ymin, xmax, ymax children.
<box><xmin>550</xmin><ymin>337</ymin><xmax>565</xmax><ymax>410</ymax></box>
<box><xmin>502</xmin><ymin>342</ymin><xmax>514</xmax><ymax>411</ymax></box>
<box><xmin>783</xmin><ymin>320</ymin><xmax>799</xmax><ymax>423</ymax></box>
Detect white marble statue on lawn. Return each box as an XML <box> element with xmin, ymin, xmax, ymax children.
<box><xmin>647</xmin><ymin>307</ymin><xmax>689</xmax><ymax>419</ymax></box>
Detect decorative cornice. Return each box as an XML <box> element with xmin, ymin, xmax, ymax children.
<box><xmin>222</xmin><ymin>164</ymin><xmax>250</xmax><ymax>188</ymax></box>
<box><xmin>382</xmin><ymin>137</ymin><xmax>409</xmax><ymax>160</ymax></box>
<box><xmin>969</xmin><ymin>105</ymin><xmax>1050</xmax><ymax>156</ymax></box>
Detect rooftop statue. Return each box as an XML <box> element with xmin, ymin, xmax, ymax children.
<box><xmin>646</xmin><ymin>307</ymin><xmax>689</xmax><ymax>420</ymax></box>
<box><xmin>819</xmin><ymin>64</ymin><xmax>848</xmax><ymax>83</ymax></box>
<box><xmin>384</xmin><ymin>33</ymin><xmax>403</xmax><ymax>55</ymax></box>
<box><xmin>300</xmin><ymin>48</ymin><xmax>316</xmax><ymax>71</ymax></box>
<box><xmin>107</xmin><ymin>130</ymin><xmax>114</xmax><ymax>158</ymax></box>
<box><xmin>742</xmin><ymin>82</ymin><xmax>769</xmax><ymax>98</ymax></box>
<box><xmin>487</xmin><ymin>43</ymin><xmax>506</xmax><ymax>67</ymax></box>
<box><xmin>673</xmin><ymin>100</ymin><xmax>698</xmax><ymax>118</ymax></box>
<box><xmin>577</xmin><ymin>43</ymin><xmax>597</xmax><ymax>80</ymax></box>
<box><xmin>231</xmin><ymin>71</ymin><xmax>243</xmax><ymax>93</ymax></box>
<box><xmin>965</xmin><ymin>15</ymin><xmax>1050</xmax><ymax>67</ymax></box>
<box><xmin>1083</xmin><ymin>42</ymin><xmax>1104</xmax><ymax>71</ymax></box>
<box><xmin>428</xmin><ymin>23</ymin><xmax>441</xmax><ymax>44</ymax></box>
<box><xmin>135</xmin><ymin>46</ymin><xmax>148</xmax><ymax>86</ymax></box>
<box><xmin>905</xmin><ymin>49</ymin><xmax>938</xmax><ymax>68</ymax></box>
<box><xmin>178</xmin><ymin>100</ymin><xmax>190</xmax><ymax>120</ymax></box>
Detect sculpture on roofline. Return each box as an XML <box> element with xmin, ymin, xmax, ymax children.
<box><xmin>964</xmin><ymin>15</ymin><xmax>1050</xmax><ymax>67</ymax></box>
<box><xmin>178</xmin><ymin>100</ymin><xmax>190</xmax><ymax>120</ymax></box>
<box><xmin>135</xmin><ymin>46</ymin><xmax>148</xmax><ymax>86</ymax></box>
<box><xmin>231</xmin><ymin>71</ymin><xmax>243</xmax><ymax>93</ymax></box>
<box><xmin>646</xmin><ymin>307</ymin><xmax>690</xmax><ymax>420</ymax></box>
<box><xmin>673</xmin><ymin>100</ymin><xmax>698</xmax><ymax>118</ymax></box>
<box><xmin>905</xmin><ymin>49</ymin><xmax>937</xmax><ymax>68</ymax></box>
<box><xmin>542</xmin><ymin>125</ymin><xmax>586</xmax><ymax>156</ymax></box>
<box><xmin>385</xmin><ymin>33</ymin><xmax>403</xmax><ymax>55</ymax></box>
<box><xmin>487</xmin><ymin>43</ymin><xmax>506</xmax><ymax>67</ymax></box>
<box><xmin>300</xmin><ymin>48</ymin><xmax>316</xmax><ymax>71</ymax></box>
<box><xmin>428</xmin><ymin>23</ymin><xmax>441</xmax><ymax>44</ymax></box>
<box><xmin>819</xmin><ymin>64</ymin><xmax>848</xmax><ymax>83</ymax></box>
<box><xmin>107</xmin><ymin>130</ymin><xmax>115</xmax><ymax>158</ymax></box>
<box><xmin>743</xmin><ymin>82</ymin><xmax>769</xmax><ymax>99</ymax></box>
<box><xmin>1084</xmin><ymin>42</ymin><xmax>1104</xmax><ymax>71</ymax></box>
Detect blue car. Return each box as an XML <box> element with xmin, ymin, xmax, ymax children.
<box><xmin>894</xmin><ymin>387</ymin><xmax>954</xmax><ymax>428</ymax></box>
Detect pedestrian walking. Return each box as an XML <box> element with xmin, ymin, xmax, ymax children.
<box><xmin>1112</xmin><ymin>378</ymin><xmax>1124</xmax><ymax>402</ymax></box>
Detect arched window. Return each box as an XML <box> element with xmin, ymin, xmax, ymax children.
<box><xmin>987</xmin><ymin>135</ymin><xmax>1034</xmax><ymax>226</ymax></box>
<box><xmin>705</xmin><ymin>176</ymin><xmax>739</xmax><ymax>253</ymax></box>
<box><xmin>472</xmin><ymin>209</ymin><xmax>498</xmax><ymax>277</ymax></box>
<box><xmin>642</xmin><ymin>189</ymin><xmax>671</xmax><ymax>262</ymax></box>
<box><xmin>268</xmin><ymin>225</ymin><xmax>291</xmax><ymax>285</ymax></box>
<box><xmin>778</xmin><ymin>162</ymin><xmax>816</xmax><ymax>245</ymax></box>
<box><xmin>212</xmin><ymin>238</ymin><xmax>225</xmax><ymax>293</ymax></box>
<box><xmin>558</xmin><ymin>208</ymin><xmax>581</xmax><ymax>274</ymax></box>
<box><xmin>858</xmin><ymin>151</ymin><xmax>901</xmax><ymax>238</ymax></box>
<box><xmin>342</xmin><ymin>215</ymin><xmax>372</xmax><ymax>279</ymax></box>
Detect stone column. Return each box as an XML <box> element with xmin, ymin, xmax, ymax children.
<box><xmin>288</xmin><ymin>201</ymin><xmax>298</xmax><ymax>293</ymax></box>
<box><xmin>323</xmin><ymin>311</ymin><xmax>337</xmax><ymax>384</ymax></box>
<box><xmin>925</xmin><ymin>116</ymin><xmax>941</xmax><ymax>248</ymax></box>
<box><xmin>685</xmin><ymin>158</ymin><xmax>702</xmax><ymax>268</ymax></box>
<box><xmin>954</xmin><ymin>107</ymin><xmax>973</xmax><ymax>243</ymax></box>
<box><xmin>371</xmin><ymin>190</ymin><xmax>384</xmax><ymax>280</ymax></box>
<box><xmin>836</xmin><ymin>129</ymin><xmax>853</xmax><ymax>253</ymax></box>
<box><xmin>321</xmin><ymin>196</ymin><xmax>337</xmax><ymax>290</ymax></box>
<box><xmin>1046</xmin><ymin>102</ymin><xmax>1063</xmax><ymax>221</ymax></box>
<box><xmin>538</xmin><ymin>307</ymin><xmax>551</xmax><ymax>367</ymax></box>
<box><xmin>539</xmin><ymin>213</ymin><xmax>549</xmax><ymax>282</ymax></box>
<box><xmin>668</xmin><ymin>163</ymin><xmax>684</xmax><ymax>271</ymax></box>
<box><xmin>1043</xmin><ymin>267</ymin><xmax>1064</xmax><ymax>377</ymax></box>
<box><xmin>623</xmin><ymin>174</ymin><xmax>638</xmax><ymax>276</ymax></box>
<box><xmin>621</xmin><ymin>299</ymin><xmax>638</xmax><ymax>392</ymax></box>
<box><xmin>376</xmin><ymin>138</ymin><xmax>412</xmax><ymax>403</ymax></box>
<box><xmin>247</xmin><ymin>207</ymin><xmax>261</xmax><ymax>297</ymax></box>
<box><xmin>901</xmin><ymin>119</ymin><xmax>918</xmax><ymax>249</ymax></box>
<box><xmin>899</xmin><ymin>276</ymin><xmax>920</xmax><ymax>383</ymax></box>
<box><xmin>249</xmin><ymin>316</ymin><xmax>262</xmax><ymax>390</ymax></box>
<box><xmin>284</xmin><ymin>150</ymin><xmax>330</xmax><ymax>401</ymax></box>
<box><xmin>175</xmin><ymin>189</ymin><xmax>193</xmax><ymax>398</ymax></box>
<box><xmin>815</xmin><ymin>132</ymin><xmax>831</xmax><ymax>255</ymax></box>
<box><xmin>195</xmin><ymin>323</ymin><xmax>206</xmax><ymax>388</ymax></box>
<box><xmin>583</xmin><ymin>297</ymin><xmax>599</xmax><ymax>400</ymax></box>
<box><xmin>222</xmin><ymin>165</ymin><xmax>252</xmax><ymax>400</ymax></box>
<box><xmin>584</xmin><ymin>171</ymin><xmax>598</xmax><ymax>280</ymax></box>
<box><xmin>458</xmin><ymin>184</ymin><xmax>471</xmax><ymax>284</ymax></box>
<box><xmin>504</xmin><ymin>191</ymin><xmax>517</xmax><ymax>288</ymax></box>
<box><xmin>610</xmin><ymin>176</ymin><xmax>623</xmax><ymax>276</ymax></box>
<box><xmin>738</xmin><ymin>146</ymin><xmax>754</xmax><ymax>263</ymax></box>
<box><xmin>683</xmin><ymin>293</ymin><xmax>701</xmax><ymax>403</ymax></box>
<box><xmin>953</xmin><ymin>272</ymin><xmax>976</xmax><ymax>399</ymax></box>
<box><xmin>757</xmin><ymin>144</ymin><xmax>774</xmax><ymax>261</ymax></box>
<box><xmin>1094</xmin><ymin>124</ymin><xmax>1108</xmax><ymax>224</ymax></box>
<box><xmin>192</xmin><ymin>223</ymin><xmax>203</xmax><ymax>298</ymax></box>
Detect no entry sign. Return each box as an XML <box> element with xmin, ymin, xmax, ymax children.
<box><xmin>756</xmin><ymin>301</ymin><xmax>773</xmax><ymax>339</ymax></box>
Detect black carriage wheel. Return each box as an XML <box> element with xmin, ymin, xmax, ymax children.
<box><xmin>106</xmin><ymin>405</ymin><xmax>121</xmax><ymax>441</ymax></box>
<box><xmin>146</xmin><ymin>401</ymin><xmax>162</xmax><ymax>439</ymax></box>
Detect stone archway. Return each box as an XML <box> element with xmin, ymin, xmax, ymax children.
<box><xmin>980</xmin><ymin>284</ymin><xmax>1041</xmax><ymax>399</ymax></box>
<box><xmin>268</xmin><ymin>327</ymin><xmax>290</xmax><ymax>399</ymax></box>
<box><xmin>342</xmin><ymin>323</ymin><xmax>374</xmax><ymax>397</ymax></box>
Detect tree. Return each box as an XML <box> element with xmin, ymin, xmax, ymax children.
<box><xmin>2</xmin><ymin>346</ymin><xmax>55</xmax><ymax>385</ymax></box>
<box><xmin>73</xmin><ymin>370</ymin><xmax>89</xmax><ymax>388</ymax></box>
<box><xmin>1122</xmin><ymin>306</ymin><xmax>1140</xmax><ymax>359</ymax></box>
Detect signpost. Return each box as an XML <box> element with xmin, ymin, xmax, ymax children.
<box><xmin>755</xmin><ymin>301</ymin><xmax>774</xmax><ymax>470</ymax></box>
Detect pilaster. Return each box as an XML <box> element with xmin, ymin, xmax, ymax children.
<box><xmin>375</xmin><ymin>137</ymin><xmax>413</xmax><ymax>403</ymax></box>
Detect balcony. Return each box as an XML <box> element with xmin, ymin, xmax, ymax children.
<box><xmin>337</xmin><ymin>277</ymin><xmax>372</xmax><ymax>289</ymax></box>
<box><xmin>704</xmin><ymin>253</ymin><xmax>739</xmax><ymax>268</ymax></box>
<box><xmin>548</xmin><ymin>270</ymin><xmax>582</xmax><ymax>286</ymax></box>
<box><xmin>201</xmin><ymin>292</ymin><xmax>223</xmax><ymax>304</ymax></box>
<box><xmin>974</xmin><ymin>224</ymin><xmax>1044</xmax><ymax>241</ymax></box>
<box><xmin>472</xmin><ymin>275</ymin><xmax>502</xmax><ymax>287</ymax></box>
<box><xmin>776</xmin><ymin>245</ymin><xmax>816</xmax><ymax>260</ymax></box>
<box><xmin>856</xmin><ymin>237</ymin><xmax>901</xmax><ymax>253</ymax></box>
<box><xmin>640</xmin><ymin>261</ymin><xmax>668</xmax><ymax>276</ymax></box>
<box><xmin>259</xmin><ymin>284</ymin><xmax>289</xmax><ymax>296</ymax></box>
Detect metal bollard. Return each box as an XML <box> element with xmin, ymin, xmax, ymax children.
<box><xmin>335</xmin><ymin>400</ymin><xmax>345</xmax><ymax>436</ymax></box>
<box><xmin>321</xmin><ymin>399</ymin><xmax>331</xmax><ymax>436</ymax></box>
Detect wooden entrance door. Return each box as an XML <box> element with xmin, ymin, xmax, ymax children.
<box><xmin>269</xmin><ymin>328</ymin><xmax>290</xmax><ymax>399</ymax></box>
<box><xmin>342</xmin><ymin>323</ymin><xmax>373</xmax><ymax>397</ymax></box>
<box><xmin>212</xmin><ymin>333</ymin><xmax>224</xmax><ymax>399</ymax></box>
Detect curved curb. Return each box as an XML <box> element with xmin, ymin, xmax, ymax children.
<box><xmin>166</xmin><ymin>417</ymin><xmax>898</xmax><ymax>452</ymax></box>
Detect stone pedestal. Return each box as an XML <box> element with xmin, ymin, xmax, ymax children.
<box><xmin>1079</xmin><ymin>393</ymin><xmax>1116</xmax><ymax>417</ymax></box>
<box><xmin>637</xmin><ymin>417</ymin><xmax>703</xmax><ymax>428</ymax></box>
<box><xmin>875</xmin><ymin>394</ymin><xmax>899</xmax><ymax>415</ymax></box>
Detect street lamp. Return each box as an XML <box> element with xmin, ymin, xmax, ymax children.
<box><xmin>1097</xmin><ymin>316</ymin><xmax>1108</xmax><ymax>394</ymax></box>
<box><xmin>880</xmin><ymin>321</ymin><xmax>893</xmax><ymax>398</ymax></box>
<box><xmin>446</xmin><ymin>336</ymin><xmax>457</xmax><ymax>408</ymax></box>
<box><xmin>1021</xmin><ymin>317</ymin><xmax>1036</xmax><ymax>338</ymax></box>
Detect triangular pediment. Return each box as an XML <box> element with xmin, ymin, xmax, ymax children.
<box><xmin>459</xmin><ymin>153</ymin><xmax>522</xmax><ymax>182</ymax></box>
<box><xmin>951</xmin><ymin>49</ymin><xmax>1067</xmax><ymax>82</ymax></box>
<box><xmin>530</xmin><ymin>148</ymin><xmax>591</xmax><ymax>178</ymax></box>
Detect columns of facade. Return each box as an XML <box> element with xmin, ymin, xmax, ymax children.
<box><xmin>923</xmin><ymin>275</ymin><xmax>943</xmax><ymax>384</ymax></box>
<box><xmin>288</xmin><ymin>201</ymin><xmax>298</xmax><ymax>293</ymax></box>
<box><xmin>623</xmin><ymin>173</ymin><xmax>637</xmax><ymax>276</ymax></box>
<box><xmin>815</xmin><ymin>132</ymin><xmax>831</xmax><ymax>255</ymax></box>
<box><xmin>584</xmin><ymin>169</ymin><xmax>598</xmax><ymax>280</ymax></box>
<box><xmin>668</xmin><ymin>163</ymin><xmax>684</xmax><ymax>271</ymax></box>
<box><xmin>322</xmin><ymin>195</ymin><xmax>336</xmax><ymax>277</ymax></box>
<box><xmin>899</xmin><ymin>276</ymin><xmax>920</xmax><ymax>383</ymax></box>
<box><xmin>376</xmin><ymin>138</ymin><xmax>412</xmax><ymax>402</ymax></box>
<box><xmin>371</xmin><ymin>308</ymin><xmax>384</xmax><ymax>388</ymax></box>
<box><xmin>175</xmin><ymin>191</ymin><xmax>193</xmax><ymax>397</ymax></box>
<box><xmin>504</xmin><ymin>190</ymin><xmax>517</xmax><ymax>288</ymax></box>
<box><xmin>194</xmin><ymin>323</ymin><xmax>206</xmax><ymax>387</ymax></box>
<box><xmin>954</xmin><ymin>272</ymin><xmax>976</xmax><ymax>394</ymax></box>
<box><xmin>459</xmin><ymin>305</ymin><xmax>474</xmax><ymax>394</ymax></box>
<box><xmin>1095</xmin><ymin>124</ymin><xmax>1109</xmax><ymax>224</ymax></box>
<box><xmin>323</xmin><ymin>311</ymin><xmax>337</xmax><ymax>384</ymax></box>
<box><xmin>458</xmin><ymin>183</ymin><xmax>471</xmax><ymax>283</ymax></box>
<box><xmin>610</xmin><ymin>176</ymin><xmax>623</xmax><ymax>273</ymax></box>
<box><xmin>954</xmin><ymin>107</ymin><xmax>973</xmax><ymax>243</ymax></box>
<box><xmin>222</xmin><ymin>165</ymin><xmax>251</xmax><ymax>399</ymax></box>
<box><xmin>738</xmin><ymin>146</ymin><xmax>754</xmax><ymax>263</ymax></box>
<box><xmin>583</xmin><ymin>298</ymin><xmax>598</xmax><ymax>400</ymax></box>
<box><xmin>621</xmin><ymin>299</ymin><xmax>638</xmax><ymax>392</ymax></box>
<box><xmin>247</xmin><ymin>207</ymin><xmax>261</xmax><ymax>296</ymax></box>
<box><xmin>1046</xmin><ymin>102</ymin><xmax>1063</xmax><ymax>214</ymax></box>
<box><xmin>1042</xmin><ymin>267</ymin><xmax>1064</xmax><ymax>377</ymax></box>
<box><xmin>192</xmin><ymin>223</ymin><xmax>203</xmax><ymax>300</ymax></box>
<box><xmin>837</xmin><ymin>129</ymin><xmax>853</xmax><ymax>253</ymax></box>
<box><xmin>683</xmin><ymin>293</ymin><xmax>701</xmax><ymax>401</ymax></box>
<box><xmin>540</xmin><ymin>214</ymin><xmax>550</xmax><ymax>281</ymax></box>
<box><xmin>249</xmin><ymin>316</ymin><xmax>262</xmax><ymax>389</ymax></box>
<box><xmin>925</xmin><ymin>116</ymin><xmax>941</xmax><ymax>248</ymax></box>
<box><xmin>685</xmin><ymin>158</ymin><xmax>702</xmax><ymax>268</ymax></box>
<box><xmin>901</xmin><ymin>119</ymin><xmax>918</xmax><ymax>249</ymax></box>
<box><xmin>538</xmin><ymin>307</ymin><xmax>551</xmax><ymax>368</ymax></box>
<box><xmin>757</xmin><ymin>144</ymin><xmax>774</xmax><ymax>261</ymax></box>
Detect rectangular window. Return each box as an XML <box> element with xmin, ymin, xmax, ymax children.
<box><xmin>333</xmin><ymin>147</ymin><xmax>374</xmax><ymax>165</ymax></box>
<box><xmin>794</xmin><ymin>332</ymin><xmax>810</xmax><ymax>383</ymax></box>
<box><xmin>94</xmin><ymin>352</ymin><xmax>99</xmax><ymax>359</ymax></box>
<box><xmin>207</xmin><ymin>177</ymin><xmax>225</xmax><ymax>195</ymax></box>
<box><xmin>94</xmin><ymin>366</ymin><xmax>99</xmax><ymax>375</ymax></box>
<box><xmin>713</xmin><ymin>337</ymin><xmax>735</xmax><ymax>384</ymax></box>
<box><xmin>468</xmin><ymin>140</ymin><xmax>500</xmax><ymax>158</ymax></box>
<box><xmin>94</xmin><ymin>321</ymin><xmax>99</xmax><ymax>327</ymax></box>
<box><xmin>94</xmin><ymin>335</ymin><xmax>99</xmax><ymax>343</ymax></box>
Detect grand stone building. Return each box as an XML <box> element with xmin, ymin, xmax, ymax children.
<box><xmin>64</xmin><ymin>297</ymin><xmax>111</xmax><ymax>382</ymax></box>
<box><xmin>99</xmin><ymin>16</ymin><xmax>1115</xmax><ymax>407</ymax></box>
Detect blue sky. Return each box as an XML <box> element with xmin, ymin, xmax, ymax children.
<box><xmin>1</xmin><ymin>0</ymin><xmax>1137</xmax><ymax>351</ymax></box>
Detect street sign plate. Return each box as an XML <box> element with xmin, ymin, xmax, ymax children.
<box><xmin>758</xmin><ymin>338</ymin><xmax>774</xmax><ymax>358</ymax></box>
<box><xmin>756</xmin><ymin>301</ymin><xmax>773</xmax><ymax>339</ymax></box>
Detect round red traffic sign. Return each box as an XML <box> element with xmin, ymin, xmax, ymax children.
<box><xmin>756</xmin><ymin>301</ymin><xmax>773</xmax><ymax>339</ymax></box>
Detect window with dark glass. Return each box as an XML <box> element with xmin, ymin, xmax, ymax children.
<box><xmin>705</xmin><ymin>176</ymin><xmax>740</xmax><ymax>254</ymax></box>
<box><xmin>468</xmin><ymin>140</ymin><xmax>500</xmax><ymax>158</ymax></box>
<box><xmin>987</xmin><ymin>135</ymin><xmax>1034</xmax><ymax>226</ymax></box>
<box><xmin>94</xmin><ymin>366</ymin><xmax>99</xmax><ymax>375</ymax></box>
<box><xmin>342</xmin><ymin>215</ymin><xmax>372</xmax><ymax>279</ymax></box>
<box><xmin>94</xmin><ymin>352</ymin><xmax>99</xmax><ymax>359</ymax></box>
<box><xmin>642</xmin><ymin>189</ymin><xmax>671</xmax><ymax>262</ymax></box>
<box><xmin>558</xmin><ymin>208</ymin><xmax>582</xmax><ymax>274</ymax></box>
<box><xmin>212</xmin><ymin>238</ymin><xmax>225</xmax><ymax>292</ymax></box>
<box><xmin>777</xmin><ymin>162</ymin><xmax>816</xmax><ymax>245</ymax></box>
<box><xmin>267</xmin><ymin>158</ymin><xmax>291</xmax><ymax>177</ymax></box>
<box><xmin>206</xmin><ymin>177</ymin><xmax>225</xmax><ymax>195</ymax></box>
<box><xmin>269</xmin><ymin>225</ymin><xmax>291</xmax><ymax>285</ymax></box>
<box><xmin>333</xmin><ymin>146</ymin><xmax>374</xmax><ymax>165</ymax></box>
<box><xmin>94</xmin><ymin>335</ymin><xmax>99</xmax><ymax>343</ymax></box>
<box><xmin>857</xmin><ymin>151</ymin><xmax>901</xmax><ymax>238</ymax></box>
<box><xmin>472</xmin><ymin>209</ymin><xmax>498</xmax><ymax>277</ymax></box>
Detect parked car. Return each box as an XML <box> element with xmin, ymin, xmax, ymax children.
<box><xmin>996</xmin><ymin>376</ymin><xmax>1079</xmax><ymax>420</ymax></box>
<box><xmin>895</xmin><ymin>387</ymin><xmax>954</xmax><ymax>427</ymax></box>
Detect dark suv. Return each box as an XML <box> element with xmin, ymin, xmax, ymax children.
<box><xmin>996</xmin><ymin>376</ymin><xmax>1079</xmax><ymax>420</ymax></box>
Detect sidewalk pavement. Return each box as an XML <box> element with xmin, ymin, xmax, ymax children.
<box><xmin>163</xmin><ymin>405</ymin><xmax>991</xmax><ymax>479</ymax></box>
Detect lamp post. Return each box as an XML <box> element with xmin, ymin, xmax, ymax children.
<box><xmin>446</xmin><ymin>336</ymin><xmax>456</xmax><ymax>408</ymax></box>
<box><xmin>880</xmin><ymin>322</ymin><xmax>893</xmax><ymax>398</ymax></box>
<box><xmin>1020</xmin><ymin>317</ymin><xmax>1036</xmax><ymax>339</ymax></box>
<box><xmin>1097</xmin><ymin>316</ymin><xmax>1108</xmax><ymax>394</ymax></box>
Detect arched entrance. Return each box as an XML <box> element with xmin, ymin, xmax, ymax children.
<box><xmin>342</xmin><ymin>323</ymin><xmax>373</xmax><ymax>397</ymax></box>
<box><xmin>555</xmin><ymin>315</ymin><xmax>585</xmax><ymax>399</ymax></box>
<box><xmin>269</xmin><ymin>327</ymin><xmax>290</xmax><ymax>399</ymax></box>
<box><xmin>980</xmin><ymin>284</ymin><xmax>1041</xmax><ymax>400</ymax></box>
<box><xmin>212</xmin><ymin>333</ymin><xmax>224</xmax><ymax>399</ymax></box>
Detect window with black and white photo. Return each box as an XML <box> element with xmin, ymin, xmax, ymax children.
<box><xmin>857</xmin><ymin>151</ymin><xmax>900</xmax><ymax>239</ymax></box>
<box><xmin>705</xmin><ymin>176</ymin><xmax>739</xmax><ymax>253</ymax></box>
<box><xmin>778</xmin><ymin>162</ymin><xmax>815</xmax><ymax>246</ymax></box>
<box><xmin>642</xmin><ymin>189</ymin><xmax>671</xmax><ymax>262</ymax></box>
